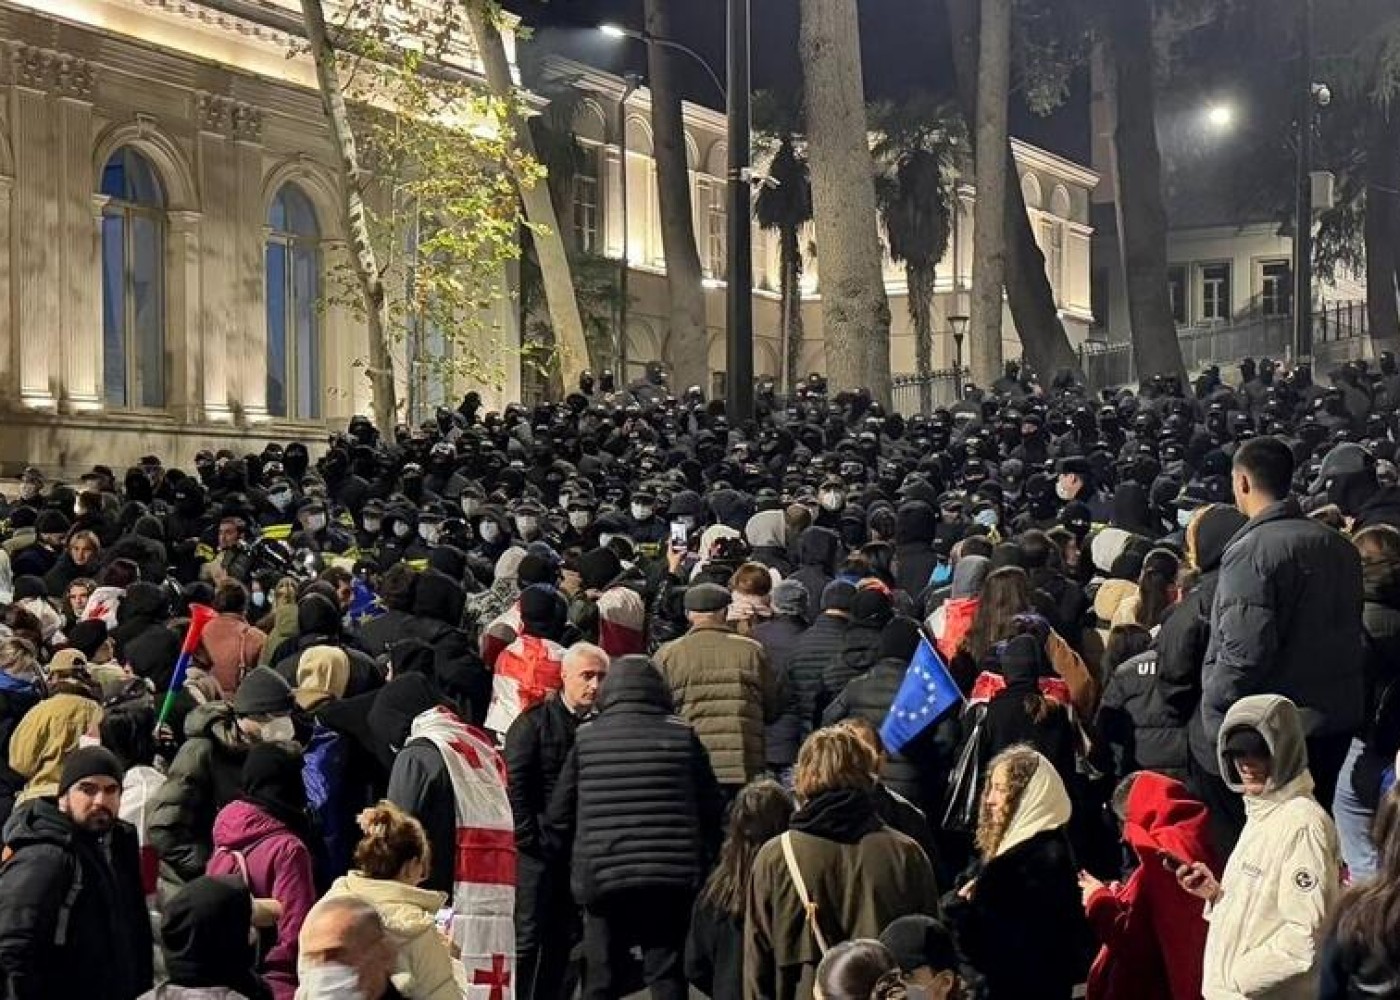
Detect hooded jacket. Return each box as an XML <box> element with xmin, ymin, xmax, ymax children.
<box><xmin>1202</xmin><ymin>695</ymin><xmax>1342</xmax><ymax>1000</ymax></box>
<box><xmin>321</xmin><ymin>873</ymin><xmax>460</xmax><ymax>1000</ymax></box>
<box><xmin>893</xmin><ymin>501</ymin><xmax>939</xmax><ymax>596</ymax></box>
<box><xmin>932</xmin><ymin>555</ymin><xmax>989</xmax><ymax>662</ymax></box>
<box><xmin>8</xmin><ymin>693</ymin><xmax>102</xmax><ymax>806</ymax></box>
<box><xmin>979</xmin><ymin>636</ymin><xmax>1077</xmax><ymax>789</ymax></box>
<box><xmin>746</xmin><ymin>511</ymin><xmax>793</xmax><ymax>577</ymax></box>
<box><xmin>148</xmin><ymin>876</ymin><xmax>271</xmax><ymax>1000</ymax></box>
<box><xmin>149</xmin><ymin>702</ymin><xmax>253</xmax><ymax>888</ymax></box>
<box><xmin>1195</xmin><ymin>500</ymin><xmax>1365</xmax><ymax>776</ymax></box>
<box><xmin>945</xmin><ymin>753</ymin><xmax>1089</xmax><ymax>1000</ymax></box>
<box><xmin>1098</xmin><ymin>650</ymin><xmax>1189</xmax><ymax>779</ymax></box>
<box><xmin>0</xmin><ymin>671</ymin><xmax>42</xmax><ymax>828</ymax></box>
<box><xmin>207</xmin><ymin>800</ymin><xmax>315</xmax><ymax>1000</ymax></box>
<box><xmin>744</xmin><ymin>789</ymin><xmax>939</xmax><ymax>1000</ymax></box>
<box><xmin>545</xmin><ymin>656</ymin><xmax>723</xmax><ymax>904</ymax></box>
<box><xmin>1085</xmin><ymin>773</ymin><xmax>1217</xmax><ymax>1000</ymax></box>
<box><xmin>0</xmin><ymin>798</ymin><xmax>153</xmax><ymax>1000</ymax></box>
<box><xmin>789</xmin><ymin>528</ymin><xmax>840</xmax><ymax>622</ymax></box>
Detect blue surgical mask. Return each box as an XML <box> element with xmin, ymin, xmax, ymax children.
<box><xmin>973</xmin><ymin>509</ymin><xmax>999</xmax><ymax>528</ymax></box>
<box><xmin>1177</xmin><ymin>507</ymin><xmax>1194</xmax><ymax>529</ymax></box>
<box><xmin>932</xmin><ymin>561</ymin><xmax>953</xmax><ymax>587</ymax></box>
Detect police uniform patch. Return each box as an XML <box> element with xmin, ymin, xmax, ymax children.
<box><xmin>1293</xmin><ymin>868</ymin><xmax>1318</xmax><ymax>891</ymax></box>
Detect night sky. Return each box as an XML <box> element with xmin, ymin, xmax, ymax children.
<box><xmin>508</xmin><ymin>0</ymin><xmax>1090</xmax><ymax>164</ymax></box>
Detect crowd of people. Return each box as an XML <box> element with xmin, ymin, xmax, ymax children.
<box><xmin>1</xmin><ymin>354</ymin><xmax>1400</xmax><ymax>999</ymax></box>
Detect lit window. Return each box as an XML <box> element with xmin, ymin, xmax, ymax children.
<box><xmin>100</xmin><ymin>147</ymin><xmax>166</xmax><ymax>409</ymax></box>
<box><xmin>708</xmin><ymin>185</ymin><xmax>726</xmax><ymax>277</ymax></box>
<box><xmin>574</xmin><ymin>146</ymin><xmax>600</xmax><ymax>254</ymax></box>
<box><xmin>265</xmin><ymin>184</ymin><xmax>321</xmax><ymax>420</ymax></box>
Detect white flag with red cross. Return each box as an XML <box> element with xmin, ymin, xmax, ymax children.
<box><xmin>408</xmin><ymin>707</ymin><xmax>517</xmax><ymax>1000</ymax></box>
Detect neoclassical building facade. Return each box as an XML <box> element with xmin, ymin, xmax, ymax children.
<box><xmin>0</xmin><ymin>0</ymin><xmax>522</xmax><ymax>473</ymax></box>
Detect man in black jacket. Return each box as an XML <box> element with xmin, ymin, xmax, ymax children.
<box><xmin>546</xmin><ymin>655</ymin><xmax>723</xmax><ymax>1000</ymax></box>
<box><xmin>506</xmin><ymin>642</ymin><xmax>609</xmax><ymax>1000</ymax></box>
<box><xmin>787</xmin><ymin>581</ymin><xmax>854</xmax><ymax>733</ymax></box>
<box><xmin>0</xmin><ymin>747</ymin><xmax>152</xmax><ymax>1000</ymax></box>
<box><xmin>1310</xmin><ymin>441</ymin><xmax>1400</xmax><ymax>532</ymax></box>
<box><xmin>1191</xmin><ymin>436</ymin><xmax>1365</xmax><ymax>850</ymax></box>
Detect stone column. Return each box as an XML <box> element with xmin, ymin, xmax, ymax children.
<box><xmin>0</xmin><ymin>176</ymin><xmax>13</xmax><ymax>397</ymax></box>
<box><xmin>233</xmin><ymin>105</ymin><xmax>268</xmax><ymax>423</ymax></box>
<box><xmin>194</xmin><ymin>94</ymin><xmax>232</xmax><ymax>422</ymax></box>
<box><xmin>56</xmin><ymin>58</ymin><xmax>100</xmax><ymax>410</ymax></box>
<box><xmin>165</xmin><ymin>210</ymin><xmax>203</xmax><ymax>421</ymax></box>
<box><xmin>10</xmin><ymin>46</ymin><xmax>58</xmax><ymax>408</ymax></box>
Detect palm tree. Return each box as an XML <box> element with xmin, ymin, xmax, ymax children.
<box><xmin>754</xmin><ymin>135</ymin><xmax>813</xmax><ymax>395</ymax></box>
<box><xmin>872</xmin><ymin>97</ymin><xmax>962</xmax><ymax>412</ymax></box>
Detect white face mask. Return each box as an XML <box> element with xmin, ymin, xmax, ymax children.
<box><xmin>558</xmin><ymin>492</ymin><xmax>571</xmax><ymax>510</ymax></box>
<box><xmin>598</xmin><ymin>533</ymin><xmax>616</xmax><ymax>550</ymax></box>
<box><xmin>460</xmin><ymin>497</ymin><xmax>481</xmax><ymax>517</ymax></box>
<box><xmin>269</xmin><ymin>490</ymin><xmax>294</xmax><ymax>512</ymax></box>
<box><xmin>251</xmin><ymin>590</ymin><xmax>267</xmax><ymax>609</ymax></box>
<box><xmin>1055</xmin><ymin>479</ymin><xmax>1076</xmax><ymax>501</ymax></box>
<box><xmin>305</xmin><ymin>513</ymin><xmax>327</xmax><ymax>533</ymax></box>
<box><xmin>298</xmin><ymin>961</ymin><xmax>365</xmax><ymax>1000</ymax></box>
<box><xmin>973</xmin><ymin>508</ymin><xmax>999</xmax><ymax>528</ymax></box>
<box><xmin>631</xmin><ymin>504</ymin><xmax>653</xmax><ymax>522</ymax></box>
<box><xmin>818</xmin><ymin>490</ymin><xmax>845</xmax><ymax>512</ymax></box>
<box><xmin>1177</xmin><ymin>507</ymin><xmax>1194</xmax><ymax>529</ymax></box>
<box><xmin>479</xmin><ymin>522</ymin><xmax>501</xmax><ymax>544</ymax></box>
<box><xmin>516</xmin><ymin>516</ymin><xmax>539</xmax><ymax>538</ymax></box>
<box><xmin>362</xmin><ymin>517</ymin><xmax>381</xmax><ymax>534</ymax></box>
<box><xmin>569</xmin><ymin>511</ymin><xmax>591</xmax><ymax>530</ymax></box>
<box><xmin>392</xmin><ymin>522</ymin><xmax>412</xmax><ymax>539</ymax></box>
<box><xmin>260</xmin><ymin>716</ymin><xmax>296</xmax><ymax>743</ymax></box>
<box><xmin>418</xmin><ymin>524</ymin><xmax>441</xmax><ymax>545</ymax></box>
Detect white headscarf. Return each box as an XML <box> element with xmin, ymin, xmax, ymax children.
<box><xmin>995</xmin><ymin>751</ymin><xmax>1072</xmax><ymax>858</ymax></box>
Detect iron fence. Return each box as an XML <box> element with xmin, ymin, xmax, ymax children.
<box><xmin>891</xmin><ymin>369</ymin><xmax>969</xmax><ymax>416</ymax></box>
<box><xmin>1081</xmin><ymin>301</ymin><xmax>1372</xmax><ymax>391</ymax></box>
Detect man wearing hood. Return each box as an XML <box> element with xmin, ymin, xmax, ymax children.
<box><xmin>789</xmin><ymin>527</ymin><xmax>840</xmax><ymax>622</ymax></box>
<box><xmin>745</xmin><ymin>510</ymin><xmax>793</xmax><ymax>577</ymax></box>
<box><xmin>1178</xmin><ymin>695</ymin><xmax>1342</xmax><ymax>1000</ymax></box>
<box><xmin>544</xmin><ymin>655</ymin><xmax>723</xmax><ymax>1000</ymax></box>
<box><xmin>0</xmin><ymin>747</ymin><xmax>153</xmax><ymax>999</ymax></box>
<box><xmin>1310</xmin><ymin>442</ymin><xmax>1400</xmax><ymax>532</ymax></box>
<box><xmin>893</xmin><ymin>501</ymin><xmax>940</xmax><ymax>596</ymax></box>
<box><xmin>1079</xmin><ymin>772</ymin><xmax>1217</xmax><ymax>1000</ymax></box>
<box><xmin>151</xmin><ymin>875</ymin><xmax>272</xmax><ymax>1000</ymax></box>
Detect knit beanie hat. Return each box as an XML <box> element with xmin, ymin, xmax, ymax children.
<box><xmin>849</xmin><ymin>587</ymin><xmax>894</xmax><ymax>628</ymax></box>
<box><xmin>12</xmin><ymin>576</ymin><xmax>47</xmax><ymax>602</ymax></box>
<box><xmin>519</xmin><ymin>585</ymin><xmax>567</xmax><ymax>640</ymax></box>
<box><xmin>517</xmin><ymin>554</ymin><xmax>558</xmax><ymax>588</ymax></box>
<box><xmin>34</xmin><ymin>511</ymin><xmax>70</xmax><ymax>536</ymax></box>
<box><xmin>58</xmin><ymin>745</ymin><xmax>125</xmax><ymax>796</ymax></box>
<box><xmin>578</xmin><ymin>547</ymin><xmax>623</xmax><ymax>591</ymax></box>
<box><xmin>232</xmin><ymin>666</ymin><xmax>294</xmax><ymax>717</ymax></box>
<box><xmin>771</xmin><ymin>579</ymin><xmax>810</xmax><ymax>618</ymax></box>
<box><xmin>878</xmin><ymin>616</ymin><xmax>924</xmax><ymax>663</ymax></box>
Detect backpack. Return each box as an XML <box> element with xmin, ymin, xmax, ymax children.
<box><xmin>0</xmin><ymin>844</ymin><xmax>83</xmax><ymax>947</ymax></box>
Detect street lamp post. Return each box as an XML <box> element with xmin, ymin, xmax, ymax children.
<box><xmin>950</xmin><ymin>314</ymin><xmax>969</xmax><ymax>399</ymax></box>
<box><xmin>725</xmin><ymin>0</ymin><xmax>753</xmax><ymax>424</ymax></box>
<box><xmin>617</xmin><ymin>72</ymin><xmax>641</xmax><ymax>379</ymax></box>
<box><xmin>1292</xmin><ymin>0</ymin><xmax>1315</xmax><ymax>364</ymax></box>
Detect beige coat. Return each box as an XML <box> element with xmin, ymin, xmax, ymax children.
<box><xmin>320</xmin><ymin>872</ymin><xmax>465</xmax><ymax>1000</ymax></box>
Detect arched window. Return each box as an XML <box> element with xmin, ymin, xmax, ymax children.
<box><xmin>100</xmin><ymin>147</ymin><xmax>165</xmax><ymax>408</ymax></box>
<box><xmin>266</xmin><ymin>183</ymin><xmax>321</xmax><ymax>420</ymax></box>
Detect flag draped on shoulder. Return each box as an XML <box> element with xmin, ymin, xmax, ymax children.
<box><xmin>409</xmin><ymin>707</ymin><xmax>517</xmax><ymax>1000</ymax></box>
<box><xmin>880</xmin><ymin>636</ymin><xmax>964</xmax><ymax>754</ymax></box>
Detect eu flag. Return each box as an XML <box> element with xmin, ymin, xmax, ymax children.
<box><xmin>880</xmin><ymin>637</ymin><xmax>964</xmax><ymax>754</ymax></box>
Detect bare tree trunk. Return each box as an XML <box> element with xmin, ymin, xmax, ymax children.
<box><xmin>1103</xmin><ymin>4</ymin><xmax>1186</xmax><ymax>381</ymax></box>
<box><xmin>1366</xmin><ymin>106</ymin><xmax>1400</xmax><ymax>347</ymax></box>
<box><xmin>644</xmin><ymin>0</ymin><xmax>709</xmax><ymax>393</ymax></box>
<box><xmin>466</xmin><ymin>5</ymin><xmax>590</xmax><ymax>393</ymax></box>
<box><xmin>781</xmin><ymin>228</ymin><xmax>805</xmax><ymax>394</ymax></box>
<box><xmin>946</xmin><ymin>0</ymin><xmax>1083</xmax><ymax>383</ymax></box>
<box><xmin>910</xmin><ymin>264</ymin><xmax>935</xmax><ymax>412</ymax></box>
<box><xmin>799</xmin><ymin>0</ymin><xmax>892</xmax><ymax>403</ymax></box>
<box><xmin>300</xmin><ymin>0</ymin><xmax>396</xmax><ymax>431</ymax></box>
<box><xmin>969</xmin><ymin>0</ymin><xmax>1010</xmax><ymax>389</ymax></box>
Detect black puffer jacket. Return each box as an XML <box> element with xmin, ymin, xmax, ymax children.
<box><xmin>1194</xmin><ymin>499</ymin><xmax>1365</xmax><ymax>774</ymax></box>
<box><xmin>788</xmin><ymin>613</ymin><xmax>847</xmax><ymax>732</ymax></box>
<box><xmin>0</xmin><ymin>800</ymin><xmax>153</xmax><ymax>1000</ymax></box>
<box><xmin>504</xmin><ymin>692</ymin><xmax>583</xmax><ymax>858</ymax></box>
<box><xmin>546</xmin><ymin>656</ymin><xmax>723</xmax><ymax>905</ymax></box>
<box><xmin>271</xmin><ymin>595</ymin><xmax>382</xmax><ymax>698</ymax></box>
<box><xmin>1349</xmin><ymin>555</ymin><xmax>1400</xmax><ymax>809</ymax></box>
<box><xmin>1097</xmin><ymin>650</ymin><xmax>1188</xmax><ymax>779</ymax></box>
<box><xmin>790</xmin><ymin>529</ymin><xmax>839</xmax><ymax>622</ymax></box>
<box><xmin>751</xmin><ymin>615</ymin><xmax>805</xmax><ymax>768</ymax></box>
<box><xmin>894</xmin><ymin>502</ymin><xmax>939</xmax><ymax>596</ymax></box>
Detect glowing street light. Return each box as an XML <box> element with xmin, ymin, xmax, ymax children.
<box><xmin>1205</xmin><ymin>104</ymin><xmax>1234</xmax><ymax>129</ymax></box>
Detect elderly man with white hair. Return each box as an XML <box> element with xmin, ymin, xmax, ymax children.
<box><xmin>504</xmin><ymin>642</ymin><xmax>610</xmax><ymax>1000</ymax></box>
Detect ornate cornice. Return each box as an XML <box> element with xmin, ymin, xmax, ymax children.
<box><xmin>7</xmin><ymin>42</ymin><xmax>94</xmax><ymax>99</ymax></box>
<box><xmin>195</xmin><ymin>91</ymin><xmax>264</xmax><ymax>143</ymax></box>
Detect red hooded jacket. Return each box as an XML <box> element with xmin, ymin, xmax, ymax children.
<box><xmin>1085</xmin><ymin>773</ymin><xmax>1218</xmax><ymax>1000</ymax></box>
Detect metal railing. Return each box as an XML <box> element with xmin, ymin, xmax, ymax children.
<box><xmin>1082</xmin><ymin>301</ymin><xmax>1372</xmax><ymax>390</ymax></box>
<box><xmin>891</xmin><ymin>369</ymin><xmax>969</xmax><ymax>416</ymax></box>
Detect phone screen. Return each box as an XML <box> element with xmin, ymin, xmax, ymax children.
<box><xmin>670</xmin><ymin>522</ymin><xmax>689</xmax><ymax>549</ymax></box>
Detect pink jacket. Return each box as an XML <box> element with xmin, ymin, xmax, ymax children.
<box><xmin>207</xmin><ymin>799</ymin><xmax>315</xmax><ymax>1000</ymax></box>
